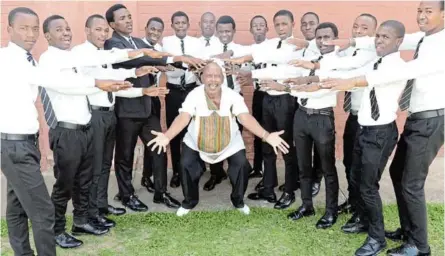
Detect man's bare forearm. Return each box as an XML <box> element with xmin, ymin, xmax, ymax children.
<box><xmin>237</xmin><ymin>113</ymin><xmax>269</xmax><ymax>140</ymax></box>
<box><xmin>164</xmin><ymin>112</ymin><xmax>192</xmax><ymax>140</ymax></box>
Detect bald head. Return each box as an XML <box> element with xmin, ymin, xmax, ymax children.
<box><xmin>200</xmin><ymin>12</ymin><xmax>216</xmax><ymax>38</ymax></box>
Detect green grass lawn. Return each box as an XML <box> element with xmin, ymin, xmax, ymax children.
<box><xmin>1</xmin><ymin>204</ymin><xmax>443</xmax><ymax>256</ymax></box>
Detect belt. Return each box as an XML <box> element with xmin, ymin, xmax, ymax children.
<box><xmin>360</xmin><ymin>121</ymin><xmax>396</xmax><ymax>131</ymax></box>
<box><xmin>57</xmin><ymin>121</ymin><xmax>91</xmax><ymax>131</ymax></box>
<box><xmin>408</xmin><ymin>109</ymin><xmax>444</xmax><ymax>120</ymax></box>
<box><xmin>166</xmin><ymin>82</ymin><xmax>198</xmax><ymax>91</ymax></box>
<box><xmin>299</xmin><ymin>106</ymin><xmax>334</xmax><ymax>116</ymax></box>
<box><xmin>1</xmin><ymin>133</ymin><xmax>38</xmax><ymax>141</ymax></box>
<box><xmin>91</xmin><ymin>105</ymin><xmax>114</xmax><ymax>112</ymax></box>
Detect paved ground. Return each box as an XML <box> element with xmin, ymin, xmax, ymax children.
<box><xmin>1</xmin><ymin>159</ymin><xmax>443</xmax><ymax>216</ymax></box>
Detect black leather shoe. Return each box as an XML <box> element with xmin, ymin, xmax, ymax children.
<box><xmin>316</xmin><ymin>212</ymin><xmax>337</xmax><ymax>229</ymax></box>
<box><xmin>247</xmin><ymin>189</ymin><xmax>277</xmax><ymax>203</ymax></box>
<box><xmin>55</xmin><ymin>232</ymin><xmax>83</xmax><ymax>248</ymax></box>
<box><xmin>248</xmin><ymin>169</ymin><xmax>263</xmax><ymax>179</ymax></box>
<box><xmin>254</xmin><ymin>180</ymin><xmax>264</xmax><ymax>191</ymax></box>
<box><xmin>312</xmin><ymin>182</ymin><xmax>321</xmax><ymax>197</ymax></box>
<box><xmin>91</xmin><ymin>215</ymin><xmax>116</xmax><ymax>228</ymax></box>
<box><xmin>170</xmin><ymin>173</ymin><xmax>181</xmax><ymax>188</ymax></box>
<box><xmin>342</xmin><ymin>222</ymin><xmax>368</xmax><ymax>234</ymax></box>
<box><xmin>385</xmin><ymin>228</ymin><xmax>408</xmax><ymax>242</ymax></box>
<box><xmin>100</xmin><ymin>205</ymin><xmax>126</xmax><ymax>216</ymax></box>
<box><xmin>338</xmin><ymin>199</ymin><xmax>354</xmax><ymax>214</ymax></box>
<box><xmin>387</xmin><ymin>244</ymin><xmax>431</xmax><ymax>256</ymax></box>
<box><xmin>123</xmin><ymin>195</ymin><xmax>148</xmax><ymax>212</ymax></box>
<box><xmin>203</xmin><ymin>174</ymin><xmax>227</xmax><ymax>191</ymax></box>
<box><xmin>141</xmin><ymin>177</ymin><xmax>155</xmax><ymax>193</ymax></box>
<box><xmin>274</xmin><ymin>192</ymin><xmax>295</xmax><ymax>209</ymax></box>
<box><xmin>343</xmin><ymin>213</ymin><xmax>362</xmax><ymax>228</ymax></box>
<box><xmin>278</xmin><ymin>184</ymin><xmax>285</xmax><ymax>192</ymax></box>
<box><xmin>355</xmin><ymin>236</ymin><xmax>386</xmax><ymax>256</ymax></box>
<box><xmin>72</xmin><ymin>223</ymin><xmax>109</xmax><ymax>236</ymax></box>
<box><xmin>287</xmin><ymin>205</ymin><xmax>315</xmax><ymax>221</ymax></box>
<box><xmin>153</xmin><ymin>192</ymin><xmax>181</xmax><ymax>209</ymax></box>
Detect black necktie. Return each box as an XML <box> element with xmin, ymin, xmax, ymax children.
<box><xmin>277</xmin><ymin>40</ymin><xmax>282</xmax><ymax>49</ymax></box>
<box><xmin>27</xmin><ymin>52</ymin><xmax>58</xmax><ymax>128</ymax></box>
<box><xmin>98</xmin><ymin>47</ymin><xmax>113</xmax><ymax>103</ymax></box>
<box><xmin>301</xmin><ymin>55</ymin><xmax>324</xmax><ymax>106</ymax></box>
<box><xmin>399</xmin><ymin>37</ymin><xmax>424</xmax><ymax>111</ymax></box>
<box><xmin>205</xmin><ymin>38</ymin><xmax>210</xmax><ymax>47</ymax></box>
<box><xmin>370</xmin><ymin>58</ymin><xmax>382</xmax><ymax>121</ymax></box>
<box><xmin>343</xmin><ymin>50</ymin><xmax>360</xmax><ymax>112</ymax></box>
<box><xmin>352</xmin><ymin>49</ymin><xmax>359</xmax><ymax>56</ymax></box>
<box><xmin>180</xmin><ymin>39</ymin><xmax>186</xmax><ymax>87</ymax></box>
<box><xmin>224</xmin><ymin>44</ymin><xmax>234</xmax><ymax>89</ymax></box>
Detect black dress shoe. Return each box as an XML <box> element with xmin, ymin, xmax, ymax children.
<box><xmin>91</xmin><ymin>215</ymin><xmax>116</xmax><ymax>228</ymax></box>
<box><xmin>287</xmin><ymin>205</ymin><xmax>315</xmax><ymax>221</ymax></box>
<box><xmin>274</xmin><ymin>192</ymin><xmax>295</xmax><ymax>209</ymax></box>
<box><xmin>203</xmin><ymin>174</ymin><xmax>227</xmax><ymax>191</ymax></box>
<box><xmin>316</xmin><ymin>212</ymin><xmax>337</xmax><ymax>229</ymax></box>
<box><xmin>247</xmin><ymin>189</ymin><xmax>277</xmax><ymax>203</ymax></box>
<box><xmin>153</xmin><ymin>192</ymin><xmax>181</xmax><ymax>209</ymax></box>
<box><xmin>55</xmin><ymin>232</ymin><xmax>83</xmax><ymax>248</ymax></box>
<box><xmin>141</xmin><ymin>177</ymin><xmax>155</xmax><ymax>193</ymax></box>
<box><xmin>343</xmin><ymin>213</ymin><xmax>362</xmax><ymax>228</ymax></box>
<box><xmin>342</xmin><ymin>213</ymin><xmax>368</xmax><ymax>233</ymax></box>
<box><xmin>355</xmin><ymin>236</ymin><xmax>386</xmax><ymax>256</ymax></box>
<box><xmin>170</xmin><ymin>173</ymin><xmax>181</xmax><ymax>188</ymax></box>
<box><xmin>254</xmin><ymin>180</ymin><xmax>264</xmax><ymax>191</ymax></box>
<box><xmin>100</xmin><ymin>205</ymin><xmax>126</xmax><ymax>216</ymax></box>
<box><xmin>278</xmin><ymin>184</ymin><xmax>285</xmax><ymax>192</ymax></box>
<box><xmin>387</xmin><ymin>244</ymin><xmax>431</xmax><ymax>256</ymax></box>
<box><xmin>385</xmin><ymin>228</ymin><xmax>408</xmax><ymax>242</ymax></box>
<box><xmin>72</xmin><ymin>223</ymin><xmax>109</xmax><ymax>236</ymax></box>
<box><xmin>312</xmin><ymin>182</ymin><xmax>321</xmax><ymax>197</ymax></box>
<box><xmin>123</xmin><ymin>195</ymin><xmax>148</xmax><ymax>212</ymax></box>
<box><xmin>338</xmin><ymin>199</ymin><xmax>354</xmax><ymax>214</ymax></box>
<box><xmin>248</xmin><ymin>169</ymin><xmax>263</xmax><ymax>179</ymax></box>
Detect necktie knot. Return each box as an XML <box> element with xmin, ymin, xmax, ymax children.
<box><xmin>223</xmin><ymin>44</ymin><xmax>228</xmax><ymax>52</ymax></box>
<box><xmin>26</xmin><ymin>52</ymin><xmax>36</xmax><ymax>66</ymax></box>
<box><xmin>352</xmin><ymin>49</ymin><xmax>359</xmax><ymax>56</ymax></box>
<box><xmin>277</xmin><ymin>40</ymin><xmax>282</xmax><ymax>49</ymax></box>
<box><xmin>205</xmin><ymin>38</ymin><xmax>210</xmax><ymax>46</ymax></box>
<box><xmin>373</xmin><ymin>57</ymin><xmax>383</xmax><ymax>70</ymax></box>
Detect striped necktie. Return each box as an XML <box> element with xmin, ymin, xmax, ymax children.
<box><xmin>300</xmin><ymin>55</ymin><xmax>323</xmax><ymax>106</ymax></box>
<box><xmin>343</xmin><ymin>49</ymin><xmax>360</xmax><ymax>112</ymax></box>
<box><xmin>224</xmin><ymin>44</ymin><xmax>235</xmax><ymax>89</ymax></box>
<box><xmin>180</xmin><ymin>39</ymin><xmax>186</xmax><ymax>87</ymax></box>
<box><xmin>370</xmin><ymin>58</ymin><xmax>382</xmax><ymax>121</ymax></box>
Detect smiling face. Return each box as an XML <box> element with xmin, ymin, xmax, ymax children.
<box><xmin>216</xmin><ymin>23</ymin><xmax>235</xmax><ymax>44</ymax></box>
<box><xmin>200</xmin><ymin>13</ymin><xmax>216</xmax><ymax>38</ymax></box>
<box><xmin>274</xmin><ymin>15</ymin><xmax>294</xmax><ymax>40</ymax></box>
<box><xmin>110</xmin><ymin>8</ymin><xmax>133</xmax><ymax>36</ymax></box>
<box><xmin>45</xmin><ymin>18</ymin><xmax>72</xmax><ymax>50</ymax></box>
<box><xmin>86</xmin><ymin>17</ymin><xmax>109</xmax><ymax>49</ymax></box>
<box><xmin>172</xmin><ymin>16</ymin><xmax>189</xmax><ymax>39</ymax></box>
<box><xmin>8</xmin><ymin>13</ymin><xmax>39</xmax><ymax>51</ymax></box>
<box><xmin>417</xmin><ymin>1</ymin><xmax>444</xmax><ymax>35</ymax></box>
<box><xmin>374</xmin><ymin>25</ymin><xmax>403</xmax><ymax>57</ymax></box>
<box><xmin>145</xmin><ymin>20</ymin><xmax>164</xmax><ymax>45</ymax></box>
<box><xmin>202</xmin><ymin>63</ymin><xmax>224</xmax><ymax>93</ymax></box>
<box><xmin>352</xmin><ymin>15</ymin><xmax>377</xmax><ymax>38</ymax></box>
<box><xmin>300</xmin><ymin>13</ymin><xmax>319</xmax><ymax>40</ymax></box>
<box><xmin>315</xmin><ymin>27</ymin><xmax>337</xmax><ymax>54</ymax></box>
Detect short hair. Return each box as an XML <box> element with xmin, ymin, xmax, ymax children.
<box><xmin>8</xmin><ymin>7</ymin><xmax>38</xmax><ymax>26</ymax></box>
<box><xmin>250</xmin><ymin>15</ymin><xmax>268</xmax><ymax>29</ymax></box>
<box><xmin>358</xmin><ymin>13</ymin><xmax>378</xmax><ymax>28</ymax></box>
<box><xmin>105</xmin><ymin>4</ymin><xmax>127</xmax><ymax>24</ymax></box>
<box><xmin>43</xmin><ymin>15</ymin><xmax>65</xmax><ymax>34</ymax></box>
<box><xmin>380</xmin><ymin>20</ymin><xmax>406</xmax><ymax>38</ymax></box>
<box><xmin>171</xmin><ymin>11</ymin><xmax>189</xmax><ymax>24</ymax></box>
<box><xmin>216</xmin><ymin>15</ymin><xmax>236</xmax><ymax>30</ymax></box>
<box><xmin>146</xmin><ymin>17</ymin><xmax>164</xmax><ymax>28</ymax></box>
<box><xmin>85</xmin><ymin>14</ymin><xmax>105</xmax><ymax>28</ymax></box>
<box><xmin>201</xmin><ymin>12</ymin><xmax>215</xmax><ymax>20</ymax></box>
<box><xmin>273</xmin><ymin>9</ymin><xmax>294</xmax><ymax>23</ymax></box>
<box><xmin>315</xmin><ymin>22</ymin><xmax>339</xmax><ymax>38</ymax></box>
<box><xmin>301</xmin><ymin>12</ymin><xmax>320</xmax><ymax>23</ymax></box>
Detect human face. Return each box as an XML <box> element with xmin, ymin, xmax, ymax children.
<box><xmin>172</xmin><ymin>16</ymin><xmax>189</xmax><ymax>39</ymax></box>
<box><xmin>200</xmin><ymin>13</ymin><xmax>215</xmax><ymax>38</ymax></box>
<box><xmin>300</xmin><ymin>14</ymin><xmax>318</xmax><ymax>40</ymax></box>
<box><xmin>110</xmin><ymin>8</ymin><xmax>133</xmax><ymax>36</ymax></box>
<box><xmin>216</xmin><ymin>23</ymin><xmax>235</xmax><ymax>44</ymax></box>
<box><xmin>45</xmin><ymin>18</ymin><xmax>72</xmax><ymax>50</ymax></box>
<box><xmin>274</xmin><ymin>15</ymin><xmax>294</xmax><ymax>40</ymax></box>
<box><xmin>7</xmin><ymin>13</ymin><xmax>39</xmax><ymax>51</ymax></box>
<box><xmin>315</xmin><ymin>27</ymin><xmax>337</xmax><ymax>54</ymax></box>
<box><xmin>374</xmin><ymin>25</ymin><xmax>403</xmax><ymax>57</ymax></box>
<box><xmin>145</xmin><ymin>21</ymin><xmax>164</xmax><ymax>45</ymax></box>
<box><xmin>250</xmin><ymin>17</ymin><xmax>268</xmax><ymax>44</ymax></box>
<box><xmin>202</xmin><ymin>64</ymin><xmax>224</xmax><ymax>92</ymax></box>
<box><xmin>352</xmin><ymin>16</ymin><xmax>376</xmax><ymax>38</ymax></box>
<box><xmin>86</xmin><ymin>18</ymin><xmax>109</xmax><ymax>49</ymax></box>
<box><xmin>417</xmin><ymin>1</ymin><xmax>444</xmax><ymax>35</ymax></box>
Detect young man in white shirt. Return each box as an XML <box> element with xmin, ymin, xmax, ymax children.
<box><xmin>147</xmin><ymin>62</ymin><xmax>290</xmax><ymax>217</ymax></box>
<box><xmin>199</xmin><ymin>12</ymin><xmax>219</xmax><ymax>49</ymax></box>
<box><xmin>0</xmin><ymin>7</ymin><xmax>130</xmax><ymax>256</ymax></box>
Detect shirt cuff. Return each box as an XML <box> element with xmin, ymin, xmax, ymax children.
<box><xmin>166</xmin><ymin>57</ymin><xmax>174</xmax><ymax>64</ymax></box>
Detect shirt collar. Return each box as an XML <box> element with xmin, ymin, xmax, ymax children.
<box><xmin>84</xmin><ymin>40</ymin><xmax>102</xmax><ymax>50</ymax></box>
<box><xmin>424</xmin><ymin>28</ymin><xmax>444</xmax><ymax>42</ymax></box>
<box><xmin>380</xmin><ymin>51</ymin><xmax>401</xmax><ymax>62</ymax></box>
<box><xmin>7</xmin><ymin>42</ymin><xmax>29</xmax><ymax>56</ymax></box>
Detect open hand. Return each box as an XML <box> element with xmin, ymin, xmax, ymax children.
<box><xmin>288</xmin><ymin>59</ymin><xmax>314</xmax><ymax>69</ymax></box>
<box><xmin>259</xmin><ymin>80</ymin><xmax>285</xmax><ymax>91</ymax></box>
<box><xmin>147</xmin><ymin>131</ymin><xmax>170</xmax><ymax>154</ymax></box>
<box><xmin>142</xmin><ymin>87</ymin><xmax>170</xmax><ymax>97</ymax></box>
<box><xmin>95</xmin><ymin>80</ymin><xmax>133</xmax><ymax>92</ymax></box>
<box><xmin>136</xmin><ymin>66</ymin><xmax>159</xmax><ymax>76</ymax></box>
<box><xmin>265</xmin><ymin>130</ymin><xmax>290</xmax><ymax>155</ymax></box>
<box><xmin>143</xmin><ymin>49</ymin><xmax>173</xmax><ymax>58</ymax></box>
<box><xmin>181</xmin><ymin>56</ymin><xmax>208</xmax><ymax>70</ymax></box>
<box><xmin>319</xmin><ymin>78</ymin><xmax>355</xmax><ymax>91</ymax></box>
<box><xmin>286</xmin><ymin>38</ymin><xmax>309</xmax><ymax>49</ymax></box>
<box><xmin>283</xmin><ymin>77</ymin><xmax>311</xmax><ymax>86</ymax></box>
<box><xmin>292</xmin><ymin>83</ymin><xmax>321</xmax><ymax>92</ymax></box>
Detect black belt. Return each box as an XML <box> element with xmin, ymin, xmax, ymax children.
<box><xmin>408</xmin><ymin>109</ymin><xmax>444</xmax><ymax>120</ymax></box>
<box><xmin>91</xmin><ymin>105</ymin><xmax>114</xmax><ymax>112</ymax></box>
<box><xmin>166</xmin><ymin>82</ymin><xmax>198</xmax><ymax>91</ymax></box>
<box><xmin>360</xmin><ymin>121</ymin><xmax>396</xmax><ymax>131</ymax></box>
<box><xmin>1</xmin><ymin>133</ymin><xmax>38</xmax><ymax>141</ymax></box>
<box><xmin>299</xmin><ymin>106</ymin><xmax>334</xmax><ymax>116</ymax></box>
<box><xmin>57</xmin><ymin>121</ymin><xmax>91</xmax><ymax>131</ymax></box>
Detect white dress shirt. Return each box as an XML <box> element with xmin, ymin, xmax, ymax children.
<box><xmin>357</xmin><ymin>30</ymin><xmax>445</xmax><ymax>113</ymax></box>
<box><xmin>199</xmin><ymin>35</ymin><xmax>220</xmax><ymax>57</ymax></box>
<box><xmin>142</xmin><ymin>38</ymin><xmax>163</xmax><ymax>51</ymax></box>
<box><xmin>179</xmin><ymin>85</ymin><xmax>249</xmax><ymax>164</ymax></box>
<box><xmin>0</xmin><ymin>42</ymin><xmax>96</xmax><ymax>134</ymax></box>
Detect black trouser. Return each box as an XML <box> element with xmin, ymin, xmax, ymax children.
<box><xmin>389</xmin><ymin>113</ymin><xmax>444</xmax><ymax>251</ymax></box>
<box><xmin>181</xmin><ymin>143</ymin><xmax>249</xmax><ymax>209</ymax></box>
<box><xmin>1</xmin><ymin>137</ymin><xmax>56</xmax><ymax>256</ymax></box>
<box><xmin>88</xmin><ymin>110</ymin><xmax>116</xmax><ymax>217</ymax></box>
<box><xmin>49</xmin><ymin>124</ymin><xmax>94</xmax><ymax>235</ymax></box>
<box><xmin>166</xmin><ymin>84</ymin><xmax>196</xmax><ymax>176</ymax></box>
<box><xmin>262</xmin><ymin>94</ymin><xmax>297</xmax><ymax>194</ymax></box>
<box><xmin>351</xmin><ymin>122</ymin><xmax>398</xmax><ymax>243</ymax></box>
<box><xmin>293</xmin><ymin>108</ymin><xmax>338</xmax><ymax>212</ymax></box>
<box><xmin>115</xmin><ymin>116</ymin><xmax>167</xmax><ymax>200</ymax></box>
<box><xmin>342</xmin><ymin>113</ymin><xmax>360</xmax><ymax>204</ymax></box>
<box><xmin>252</xmin><ymin>89</ymin><xmax>265</xmax><ymax>171</ymax></box>
<box><xmin>143</xmin><ymin>97</ymin><xmax>161</xmax><ymax>179</ymax></box>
